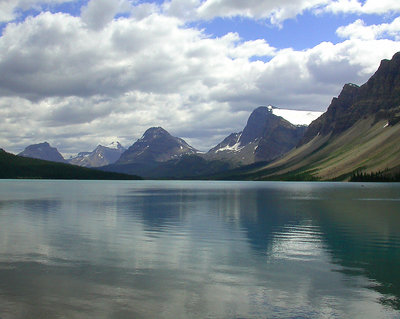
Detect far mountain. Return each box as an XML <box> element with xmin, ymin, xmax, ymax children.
<box><xmin>0</xmin><ymin>149</ymin><xmax>140</xmax><ymax>180</ymax></box>
<box><xmin>206</xmin><ymin>106</ymin><xmax>306</xmax><ymax>166</ymax></box>
<box><xmin>18</xmin><ymin>142</ymin><xmax>66</xmax><ymax>163</ymax></box>
<box><xmin>102</xmin><ymin>127</ymin><xmax>199</xmax><ymax>177</ymax></box>
<box><xmin>116</xmin><ymin>127</ymin><xmax>198</xmax><ymax>165</ymax></box>
<box><xmin>68</xmin><ymin>142</ymin><xmax>125</xmax><ymax>167</ymax></box>
<box><xmin>103</xmin><ymin>111</ymin><xmax>307</xmax><ymax>179</ymax></box>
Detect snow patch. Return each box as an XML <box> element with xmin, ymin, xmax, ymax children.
<box><xmin>216</xmin><ymin>133</ymin><xmax>243</xmax><ymax>153</ymax></box>
<box><xmin>272</xmin><ymin>108</ymin><xmax>323</xmax><ymax>125</ymax></box>
<box><xmin>106</xmin><ymin>141</ymin><xmax>121</xmax><ymax>149</ymax></box>
<box><xmin>216</xmin><ymin>141</ymin><xmax>243</xmax><ymax>153</ymax></box>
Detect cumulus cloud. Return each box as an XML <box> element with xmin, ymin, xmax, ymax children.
<box><xmin>325</xmin><ymin>0</ymin><xmax>400</xmax><ymax>15</ymax></box>
<box><xmin>0</xmin><ymin>0</ymin><xmax>74</xmax><ymax>22</ymax></box>
<box><xmin>164</xmin><ymin>0</ymin><xmax>400</xmax><ymax>25</ymax></box>
<box><xmin>1</xmin><ymin>2</ymin><xmax>400</xmax><ymax>155</ymax></box>
<box><xmin>81</xmin><ymin>0</ymin><xmax>132</xmax><ymax>30</ymax></box>
<box><xmin>164</xmin><ymin>0</ymin><xmax>330</xmax><ymax>25</ymax></box>
<box><xmin>199</xmin><ymin>0</ymin><xmax>328</xmax><ymax>24</ymax></box>
<box><xmin>337</xmin><ymin>17</ymin><xmax>400</xmax><ymax>40</ymax></box>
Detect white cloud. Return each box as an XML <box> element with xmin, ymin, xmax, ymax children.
<box><xmin>0</xmin><ymin>5</ymin><xmax>400</xmax><ymax>155</ymax></box>
<box><xmin>164</xmin><ymin>0</ymin><xmax>400</xmax><ymax>25</ymax></box>
<box><xmin>0</xmin><ymin>0</ymin><xmax>75</xmax><ymax>22</ymax></box>
<box><xmin>325</xmin><ymin>0</ymin><xmax>400</xmax><ymax>15</ymax></box>
<box><xmin>337</xmin><ymin>17</ymin><xmax>400</xmax><ymax>41</ymax></box>
<box><xmin>81</xmin><ymin>0</ymin><xmax>132</xmax><ymax>30</ymax></box>
<box><xmin>162</xmin><ymin>0</ymin><xmax>201</xmax><ymax>20</ymax></box>
<box><xmin>165</xmin><ymin>0</ymin><xmax>331</xmax><ymax>25</ymax></box>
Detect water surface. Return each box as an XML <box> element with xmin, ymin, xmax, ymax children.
<box><xmin>0</xmin><ymin>180</ymin><xmax>399</xmax><ymax>318</ymax></box>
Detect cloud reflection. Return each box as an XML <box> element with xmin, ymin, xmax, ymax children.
<box><xmin>0</xmin><ymin>180</ymin><xmax>399</xmax><ymax>318</ymax></box>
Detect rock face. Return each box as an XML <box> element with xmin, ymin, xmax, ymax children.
<box><xmin>116</xmin><ymin>127</ymin><xmax>198</xmax><ymax>165</ymax></box>
<box><xmin>300</xmin><ymin>52</ymin><xmax>400</xmax><ymax>146</ymax></box>
<box><xmin>68</xmin><ymin>142</ymin><xmax>125</xmax><ymax>167</ymax></box>
<box><xmin>226</xmin><ymin>52</ymin><xmax>400</xmax><ymax>181</ymax></box>
<box><xmin>207</xmin><ymin>106</ymin><xmax>306</xmax><ymax>165</ymax></box>
<box><xmin>18</xmin><ymin>142</ymin><xmax>66</xmax><ymax>163</ymax></box>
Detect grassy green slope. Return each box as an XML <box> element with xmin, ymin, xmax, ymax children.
<box><xmin>216</xmin><ymin>117</ymin><xmax>400</xmax><ymax>181</ymax></box>
<box><xmin>0</xmin><ymin>149</ymin><xmax>141</xmax><ymax>180</ymax></box>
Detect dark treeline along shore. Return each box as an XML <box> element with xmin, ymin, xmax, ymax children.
<box><xmin>0</xmin><ymin>149</ymin><xmax>140</xmax><ymax>180</ymax></box>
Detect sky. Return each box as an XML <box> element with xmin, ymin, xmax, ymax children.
<box><xmin>0</xmin><ymin>0</ymin><xmax>400</xmax><ymax>156</ymax></box>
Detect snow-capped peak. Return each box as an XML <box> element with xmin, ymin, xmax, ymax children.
<box><xmin>106</xmin><ymin>141</ymin><xmax>122</xmax><ymax>150</ymax></box>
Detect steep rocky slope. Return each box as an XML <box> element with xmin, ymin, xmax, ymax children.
<box><xmin>206</xmin><ymin>106</ymin><xmax>306</xmax><ymax>165</ymax></box>
<box><xmin>116</xmin><ymin>127</ymin><xmax>198</xmax><ymax>165</ymax></box>
<box><xmin>68</xmin><ymin>142</ymin><xmax>125</xmax><ymax>167</ymax></box>
<box><xmin>102</xmin><ymin>127</ymin><xmax>201</xmax><ymax>177</ymax></box>
<box><xmin>221</xmin><ymin>52</ymin><xmax>400</xmax><ymax>181</ymax></box>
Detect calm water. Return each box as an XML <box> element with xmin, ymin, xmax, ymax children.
<box><xmin>0</xmin><ymin>180</ymin><xmax>399</xmax><ymax>319</ymax></box>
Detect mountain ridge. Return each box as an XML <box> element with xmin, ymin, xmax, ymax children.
<box><xmin>300</xmin><ymin>52</ymin><xmax>400</xmax><ymax>146</ymax></box>
<box><xmin>116</xmin><ymin>127</ymin><xmax>198</xmax><ymax>165</ymax></box>
<box><xmin>216</xmin><ymin>52</ymin><xmax>400</xmax><ymax>181</ymax></box>
<box><xmin>68</xmin><ymin>142</ymin><xmax>126</xmax><ymax>167</ymax></box>
<box><xmin>18</xmin><ymin>142</ymin><xmax>66</xmax><ymax>163</ymax></box>
<box><xmin>205</xmin><ymin>106</ymin><xmax>307</xmax><ymax>166</ymax></box>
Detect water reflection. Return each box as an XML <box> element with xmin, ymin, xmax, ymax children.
<box><xmin>0</xmin><ymin>180</ymin><xmax>399</xmax><ymax>318</ymax></box>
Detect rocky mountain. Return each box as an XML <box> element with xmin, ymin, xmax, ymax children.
<box><xmin>103</xmin><ymin>111</ymin><xmax>308</xmax><ymax>178</ymax></box>
<box><xmin>219</xmin><ymin>52</ymin><xmax>400</xmax><ymax>181</ymax></box>
<box><xmin>116</xmin><ymin>127</ymin><xmax>198</xmax><ymax>165</ymax></box>
<box><xmin>206</xmin><ymin>106</ymin><xmax>306</xmax><ymax>165</ymax></box>
<box><xmin>18</xmin><ymin>142</ymin><xmax>66</xmax><ymax>163</ymax></box>
<box><xmin>68</xmin><ymin>142</ymin><xmax>125</xmax><ymax>167</ymax></box>
<box><xmin>300</xmin><ymin>52</ymin><xmax>400</xmax><ymax>145</ymax></box>
<box><xmin>102</xmin><ymin>127</ymin><xmax>200</xmax><ymax>177</ymax></box>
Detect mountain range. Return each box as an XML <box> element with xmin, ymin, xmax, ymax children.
<box><xmin>6</xmin><ymin>52</ymin><xmax>400</xmax><ymax>181</ymax></box>
<box><xmin>100</xmin><ymin>108</ymin><xmax>306</xmax><ymax>178</ymax></box>
<box><xmin>18</xmin><ymin>141</ymin><xmax>126</xmax><ymax>167</ymax></box>
<box><xmin>219</xmin><ymin>52</ymin><xmax>400</xmax><ymax>181</ymax></box>
<box><xmin>68</xmin><ymin>142</ymin><xmax>126</xmax><ymax>167</ymax></box>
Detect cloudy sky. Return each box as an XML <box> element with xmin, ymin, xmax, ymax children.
<box><xmin>1</xmin><ymin>0</ymin><xmax>400</xmax><ymax>156</ymax></box>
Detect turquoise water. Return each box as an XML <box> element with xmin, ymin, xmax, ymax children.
<box><xmin>0</xmin><ymin>180</ymin><xmax>399</xmax><ymax>318</ymax></box>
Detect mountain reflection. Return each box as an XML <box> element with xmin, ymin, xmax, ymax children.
<box><xmin>116</xmin><ymin>182</ymin><xmax>400</xmax><ymax>312</ymax></box>
<box><xmin>309</xmin><ymin>197</ymin><xmax>400</xmax><ymax>310</ymax></box>
<box><xmin>0</xmin><ymin>180</ymin><xmax>399</xmax><ymax>318</ymax></box>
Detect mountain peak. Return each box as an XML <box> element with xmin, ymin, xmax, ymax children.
<box><xmin>207</xmin><ymin>105</ymin><xmax>306</xmax><ymax>165</ymax></box>
<box><xmin>141</xmin><ymin>127</ymin><xmax>170</xmax><ymax>140</ymax></box>
<box><xmin>240</xmin><ymin>106</ymin><xmax>284</xmax><ymax>145</ymax></box>
<box><xmin>116</xmin><ymin>127</ymin><xmax>197</xmax><ymax>165</ymax></box>
<box><xmin>105</xmin><ymin>141</ymin><xmax>124</xmax><ymax>150</ymax></box>
<box><xmin>252</xmin><ymin>106</ymin><xmax>274</xmax><ymax>116</ymax></box>
<box><xmin>68</xmin><ymin>142</ymin><xmax>126</xmax><ymax>168</ymax></box>
<box><xmin>18</xmin><ymin>142</ymin><xmax>66</xmax><ymax>163</ymax></box>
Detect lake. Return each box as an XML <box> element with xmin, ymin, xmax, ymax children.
<box><xmin>0</xmin><ymin>180</ymin><xmax>399</xmax><ymax>319</ymax></box>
